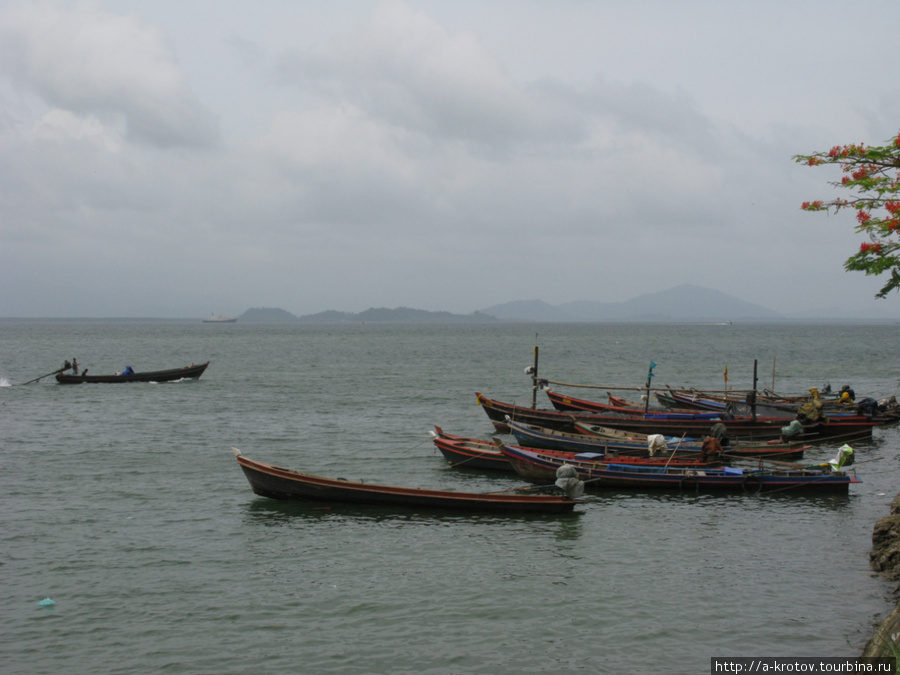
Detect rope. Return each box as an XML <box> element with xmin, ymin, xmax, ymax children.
<box><xmin>443</xmin><ymin>450</ymin><xmax>500</xmax><ymax>469</ymax></box>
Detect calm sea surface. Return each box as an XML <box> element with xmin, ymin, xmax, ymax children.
<box><xmin>2</xmin><ymin>320</ymin><xmax>899</xmax><ymax>674</ymax></box>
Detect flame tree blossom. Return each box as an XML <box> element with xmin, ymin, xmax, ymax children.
<box><xmin>795</xmin><ymin>131</ymin><xmax>900</xmax><ymax>298</ymax></box>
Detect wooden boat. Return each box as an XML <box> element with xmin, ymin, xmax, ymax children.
<box><xmin>669</xmin><ymin>386</ymin><xmax>844</xmax><ymax>408</ymax></box>
<box><xmin>430</xmin><ymin>426</ymin><xmax>509</xmax><ymax>471</ymax></box>
<box><xmin>571</xmin><ymin>421</ymin><xmax>810</xmax><ymax>461</ymax></box>
<box><xmin>500</xmin><ymin>444</ymin><xmax>861</xmax><ymax>494</ymax></box>
<box><xmin>508</xmin><ymin>419</ymin><xmax>707</xmax><ymax>457</ymax></box>
<box><xmin>546</xmin><ymin>389</ymin><xmax>722</xmax><ymax>419</ymax></box>
<box><xmin>232</xmin><ymin>448</ymin><xmax>578</xmax><ymax>513</ymax></box>
<box><xmin>664</xmin><ymin>387</ymin><xmax>900</xmax><ymax>421</ymax></box>
<box><xmin>55</xmin><ymin>361</ymin><xmax>209</xmax><ymax>384</ymax></box>
<box><xmin>431</xmin><ymin>427</ymin><xmax>723</xmax><ymax>471</ymax></box>
<box><xmin>665</xmin><ymin>388</ymin><xmax>839</xmax><ymax>417</ymax></box>
<box><xmin>475</xmin><ymin>392</ymin><xmax>879</xmax><ymax>443</ymax></box>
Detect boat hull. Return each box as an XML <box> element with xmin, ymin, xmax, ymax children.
<box><xmin>55</xmin><ymin>362</ymin><xmax>209</xmax><ymax>384</ymax></box>
<box><xmin>234</xmin><ymin>450</ymin><xmax>576</xmax><ymax>513</ymax></box>
<box><xmin>431</xmin><ymin>429</ymin><xmax>509</xmax><ymax>471</ymax></box>
<box><xmin>571</xmin><ymin>422</ymin><xmax>809</xmax><ymax>461</ymax></box>
<box><xmin>500</xmin><ymin>445</ymin><xmax>859</xmax><ymax>494</ymax></box>
<box><xmin>431</xmin><ymin>428</ymin><xmax>722</xmax><ymax>471</ymax></box>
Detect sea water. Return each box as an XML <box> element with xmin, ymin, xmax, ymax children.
<box><xmin>1</xmin><ymin>320</ymin><xmax>898</xmax><ymax>674</ymax></box>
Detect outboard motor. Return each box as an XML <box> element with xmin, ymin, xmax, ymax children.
<box><xmin>555</xmin><ymin>464</ymin><xmax>585</xmax><ymax>499</ymax></box>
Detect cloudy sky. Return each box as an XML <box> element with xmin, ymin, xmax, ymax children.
<box><xmin>2</xmin><ymin>0</ymin><xmax>899</xmax><ymax>318</ymax></box>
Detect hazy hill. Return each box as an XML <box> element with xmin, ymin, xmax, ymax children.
<box><xmin>239</xmin><ymin>307</ymin><xmax>299</xmax><ymax>322</ymax></box>
<box><xmin>475</xmin><ymin>300</ymin><xmax>578</xmax><ymax>322</ymax></box>
<box><xmin>352</xmin><ymin>307</ymin><xmax>496</xmax><ymax>323</ymax></box>
<box><xmin>481</xmin><ymin>284</ymin><xmax>781</xmax><ymax>322</ymax></box>
<box><xmin>237</xmin><ymin>285</ymin><xmax>895</xmax><ymax>324</ymax></box>
<box><xmin>293</xmin><ymin>307</ymin><xmax>497</xmax><ymax>323</ymax></box>
<box><xmin>561</xmin><ymin>284</ymin><xmax>780</xmax><ymax>321</ymax></box>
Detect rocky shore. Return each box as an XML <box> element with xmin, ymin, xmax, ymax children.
<box><xmin>863</xmin><ymin>493</ymin><xmax>900</xmax><ymax>658</ymax></box>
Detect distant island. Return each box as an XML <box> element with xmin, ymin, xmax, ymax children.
<box><xmin>238</xmin><ymin>306</ymin><xmax>498</xmax><ymax>323</ymax></box>
<box><xmin>232</xmin><ymin>285</ymin><xmax>898</xmax><ymax>323</ymax></box>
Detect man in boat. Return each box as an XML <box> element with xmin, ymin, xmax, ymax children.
<box><xmin>709</xmin><ymin>422</ymin><xmax>730</xmax><ymax>447</ymax></box>
<box><xmin>71</xmin><ymin>358</ymin><xmax>79</xmax><ymax>375</ymax></box>
<box><xmin>700</xmin><ymin>436</ymin><xmax>724</xmax><ymax>463</ymax></box>
<box><xmin>840</xmin><ymin>385</ymin><xmax>856</xmax><ymax>404</ymax></box>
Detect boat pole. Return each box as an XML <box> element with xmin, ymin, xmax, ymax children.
<box><xmin>644</xmin><ymin>361</ymin><xmax>656</xmax><ymax>414</ymax></box>
<box><xmin>531</xmin><ymin>343</ymin><xmax>539</xmax><ymax>409</ymax></box>
<box><xmin>18</xmin><ymin>363</ymin><xmax>70</xmax><ymax>385</ymax></box>
<box><xmin>771</xmin><ymin>356</ymin><xmax>776</xmax><ymax>392</ymax></box>
<box><xmin>752</xmin><ymin>360</ymin><xmax>758</xmax><ymax>422</ymax></box>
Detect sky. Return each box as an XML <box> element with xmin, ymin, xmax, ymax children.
<box><xmin>2</xmin><ymin>0</ymin><xmax>900</xmax><ymax>319</ymax></box>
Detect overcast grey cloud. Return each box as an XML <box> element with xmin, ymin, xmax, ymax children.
<box><xmin>1</xmin><ymin>0</ymin><xmax>899</xmax><ymax>318</ymax></box>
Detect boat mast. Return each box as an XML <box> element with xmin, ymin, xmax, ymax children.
<box><xmin>644</xmin><ymin>360</ymin><xmax>656</xmax><ymax>414</ymax></box>
<box><xmin>752</xmin><ymin>359</ymin><xmax>758</xmax><ymax>422</ymax></box>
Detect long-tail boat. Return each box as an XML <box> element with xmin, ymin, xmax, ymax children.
<box><xmin>232</xmin><ymin>448</ymin><xmax>578</xmax><ymax>513</ymax></box>
<box><xmin>55</xmin><ymin>362</ymin><xmax>209</xmax><ymax>384</ymax></box>
<box><xmin>511</xmin><ymin>419</ymin><xmax>809</xmax><ymax>461</ymax></box>
<box><xmin>430</xmin><ymin>427</ymin><xmax>510</xmax><ymax>471</ymax></box>
<box><xmin>546</xmin><ymin>389</ymin><xmax>722</xmax><ymax>419</ymax></box>
<box><xmin>430</xmin><ymin>427</ymin><xmax>724</xmax><ymax>472</ymax></box>
<box><xmin>500</xmin><ymin>444</ymin><xmax>860</xmax><ymax>494</ymax></box>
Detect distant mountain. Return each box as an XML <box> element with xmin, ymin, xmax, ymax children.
<box><xmin>295</xmin><ymin>307</ymin><xmax>497</xmax><ymax>323</ymax></box>
<box><xmin>478</xmin><ymin>300</ymin><xmax>578</xmax><ymax>322</ymax></box>
<box><xmin>351</xmin><ymin>307</ymin><xmax>496</xmax><ymax>323</ymax></box>
<box><xmin>481</xmin><ymin>285</ymin><xmax>781</xmax><ymax>322</ymax></box>
<box><xmin>561</xmin><ymin>284</ymin><xmax>780</xmax><ymax>321</ymax></box>
<box><xmin>239</xmin><ymin>307</ymin><xmax>299</xmax><ymax>322</ymax></box>
<box><xmin>237</xmin><ymin>285</ymin><xmax>894</xmax><ymax>324</ymax></box>
<box><xmin>297</xmin><ymin>310</ymin><xmax>353</xmax><ymax>323</ymax></box>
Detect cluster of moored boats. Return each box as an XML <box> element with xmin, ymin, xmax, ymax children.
<box><xmin>237</xmin><ymin>378</ymin><xmax>895</xmax><ymax>514</ymax></box>
<box><xmin>425</xmin><ymin>379</ymin><xmax>900</xmax><ymax>506</ymax></box>
<box><xmin>228</xmin><ymin>346</ymin><xmax>899</xmax><ymax>513</ymax></box>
